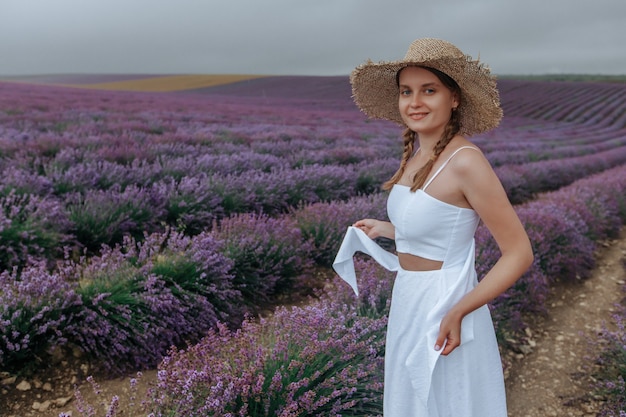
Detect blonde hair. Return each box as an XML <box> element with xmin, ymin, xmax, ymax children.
<box><xmin>382</xmin><ymin>67</ymin><xmax>462</xmax><ymax>192</ymax></box>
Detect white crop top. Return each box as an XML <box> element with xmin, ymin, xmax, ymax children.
<box><xmin>387</xmin><ymin>146</ymin><xmax>480</xmax><ymax>269</ymax></box>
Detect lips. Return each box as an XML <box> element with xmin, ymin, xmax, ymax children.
<box><xmin>408</xmin><ymin>112</ymin><xmax>428</xmax><ymax>121</ymax></box>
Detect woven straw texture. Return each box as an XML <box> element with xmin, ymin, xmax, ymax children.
<box><xmin>350</xmin><ymin>38</ymin><xmax>503</xmax><ymax>136</ymax></box>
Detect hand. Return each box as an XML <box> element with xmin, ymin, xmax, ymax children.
<box><xmin>434</xmin><ymin>310</ymin><xmax>463</xmax><ymax>356</ymax></box>
<box><xmin>353</xmin><ymin>218</ymin><xmax>389</xmax><ymax>240</ymax></box>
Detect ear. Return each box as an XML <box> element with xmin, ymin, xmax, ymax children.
<box><xmin>451</xmin><ymin>93</ymin><xmax>460</xmax><ymax>110</ymax></box>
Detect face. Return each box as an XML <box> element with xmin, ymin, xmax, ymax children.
<box><xmin>397</xmin><ymin>66</ymin><xmax>459</xmax><ymax>137</ymax></box>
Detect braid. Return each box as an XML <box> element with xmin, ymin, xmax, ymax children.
<box><xmin>382</xmin><ymin>128</ymin><xmax>415</xmax><ymax>191</ymax></box>
<box><xmin>409</xmin><ymin>109</ymin><xmax>460</xmax><ymax>191</ymax></box>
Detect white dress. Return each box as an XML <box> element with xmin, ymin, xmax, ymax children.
<box><xmin>334</xmin><ymin>147</ymin><xmax>507</xmax><ymax>416</ymax></box>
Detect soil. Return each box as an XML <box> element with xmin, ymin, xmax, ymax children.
<box><xmin>505</xmin><ymin>227</ymin><xmax>626</xmax><ymax>417</ymax></box>
<box><xmin>2</xmin><ymin>228</ymin><xmax>625</xmax><ymax>417</ymax></box>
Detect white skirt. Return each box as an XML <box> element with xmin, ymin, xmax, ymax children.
<box><xmin>383</xmin><ymin>266</ymin><xmax>507</xmax><ymax>417</ymax></box>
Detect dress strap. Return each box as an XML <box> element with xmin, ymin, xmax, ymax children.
<box><xmin>422</xmin><ymin>146</ymin><xmax>480</xmax><ymax>190</ymax></box>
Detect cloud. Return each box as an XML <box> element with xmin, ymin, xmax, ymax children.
<box><xmin>0</xmin><ymin>0</ymin><xmax>624</xmax><ymax>76</ymax></box>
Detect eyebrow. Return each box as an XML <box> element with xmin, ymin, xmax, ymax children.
<box><xmin>398</xmin><ymin>82</ymin><xmax>439</xmax><ymax>89</ymax></box>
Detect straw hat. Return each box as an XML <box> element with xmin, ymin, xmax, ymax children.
<box><xmin>350</xmin><ymin>38</ymin><xmax>503</xmax><ymax>136</ymax></box>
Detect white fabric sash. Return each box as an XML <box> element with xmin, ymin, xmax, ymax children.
<box><xmin>332</xmin><ymin>226</ymin><xmax>399</xmax><ymax>296</ymax></box>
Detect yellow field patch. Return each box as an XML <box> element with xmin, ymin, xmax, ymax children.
<box><xmin>67</xmin><ymin>74</ymin><xmax>267</xmax><ymax>92</ymax></box>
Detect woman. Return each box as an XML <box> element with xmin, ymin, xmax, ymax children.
<box><xmin>335</xmin><ymin>38</ymin><xmax>534</xmax><ymax>416</ymax></box>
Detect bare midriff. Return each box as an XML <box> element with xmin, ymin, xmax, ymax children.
<box><xmin>398</xmin><ymin>252</ymin><xmax>443</xmax><ymax>271</ymax></box>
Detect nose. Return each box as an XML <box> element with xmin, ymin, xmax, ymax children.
<box><xmin>409</xmin><ymin>93</ymin><xmax>422</xmax><ymax>108</ymax></box>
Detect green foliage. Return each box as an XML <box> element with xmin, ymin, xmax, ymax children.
<box><xmin>216</xmin><ymin>213</ymin><xmax>312</xmax><ymax>303</ymax></box>
<box><xmin>67</xmin><ymin>188</ymin><xmax>155</xmax><ymax>252</ymax></box>
<box><xmin>151</xmin><ymin>253</ymin><xmax>198</xmax><ymax>286</ymax></box>
<box><xmin>77</xmin><ymin>265</ymin><xmax>148</xmax><ymax>333</ymax></box>
<box><xmin>0</xmin><ymin>265</ymin><xmax>81</xmax><ymax>373</ymax></box>
<box><xmin>2</xmin><ymin>304</ymin><xmax>60</xmax><ymax>372</ymax></box>
<box><xmin>0</xmin><ymin>191</ymin><xmax>69</xmax><ymax>270</ymax></box>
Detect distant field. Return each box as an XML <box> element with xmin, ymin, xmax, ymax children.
<box><xmin>0</xmin><ymin>74</ymin><xmax>268</xmax><ymax>92</ymax></box>
<box><xmin>2</xmin><ymin>73</ymin><xmax>624</xmax><ymax>94</ymax></box>
<box><xmin>70</xmin><ymin>74</ymin><xmax>269</xmax><ymax>92</ymax></box>
<box><xmin>499</xmin><ymin>74</ymin><xmax>626</xmax><ymax>83</ymax></box>
<box><xmin>0</xmin><ymin>74</ymin><xmax>160</xmax><ymax>84</ymax></box>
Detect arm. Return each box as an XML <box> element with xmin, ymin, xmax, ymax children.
<box><xmin>353</xmin><ymin>218</ymin><xmax>395</xmax><ymax>240</ymax></box>
<box><xmin>435</xmin><ymin>150</ymin><xmax>534</xmax><ymax>355</ymax></box>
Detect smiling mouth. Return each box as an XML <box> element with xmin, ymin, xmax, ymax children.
<box><xmin>409</xmin><ymin>112</ymin><xmax>428</xmax><ymax>120</ymax></box>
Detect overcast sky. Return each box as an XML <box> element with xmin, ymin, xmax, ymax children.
<box><xmin>1</xmin><ymin>0</ymin><xmax>625</xmax><ymax>77</ymax></box>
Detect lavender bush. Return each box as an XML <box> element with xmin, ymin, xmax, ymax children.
<box><xmin>66</xmin><ymin>230</ymin><xmax>241</xmax><ymax>373</ymax></box>
<box><xmin>593</xmin><ymin>314</ymin><xmax>626</xmax><ymax>416</ymax></box>
<box><xmin>145</xmin><ymin>301</ymin><xmax>386</xmax><ymax>417</ymax></box>
<box><xmin>519</xmin><ymin>204</ymin><xmax>596</xmax><ymax>282</ymax></box>
<box><xmin>214</xmin><ymin>213</ymin><xmax>314</xmax><ymax>303</ymax></box>
<box><xmin>156</xmin><ymin>175</ymin><xmax>224</xmax><ymax>235</ymax></box>
<box><xmin>584</xmin><ymin>263</ymin><xmax>626</xmax><ymax>417</ymax></box>
<box><xmin>0</xmin><ymin>261</ymin><xmax>81</xmax><ymax>372</ymax></box>
<box><xmin>0</xmin><ymin>190</ymin><xmax>72</xmax><ymax>270</ymax></box>
<box><xmin>0</xmin><ymin>165</ymin><xmax>55</xmax><ymax>195</ymax></box>
<box><xmin>293</xmin><ymin>193</ymin><xmax>389</xmax><ymax>267</ymax></box>
<box><xmin>544</xmin><ymin>180</ymin><xmax>624</xmax><ymax>241</ymax></box>
<box><xmin>331</xmin><ymin>258</ymin><xmax>395</xmax><ymax>320</ymax></box>
<box><xmin>47</xmin><ymin>158</ymin><xmax>156</xmax><ymax>195</ymax></box>
<box><xmin>66</xmin><ymin>185</ymin><xmax>165</xmax><ymax>252</ymax></box>
<box><xmin>70</xmin><ymin>261</ymin><xmax>162</xmax><ymax>373</ymax></box>
<box><xmin>144</xmin><ymin>230</ymin><xmax>244</xmax><ymax>328</ymax></box>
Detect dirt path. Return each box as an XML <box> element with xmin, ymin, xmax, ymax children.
<box><xmin>3</xmin><ymin>229</ymin><xmax>626</xmax><ymax>416</ymax></box>
<box><xmin>505</xmin><ymin>227</ymin><xmax>626</xmax><ymax>417</ymax></box>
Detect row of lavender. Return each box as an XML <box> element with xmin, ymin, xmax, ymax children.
<box><xmin>1</xmin><ymin>152</ymin><xmax>624</xmax><ymax>374</ymax></box>
<box><xmin>2</xmin><ymin>81</ymin><xmax>626</xmax><ymax>273</ymax></box>
<box><xmin>498</xmin><ymin>80</ymin><xmax>626</xmax><ymax>128</ymax></box>
<box><xmin>3</xmin><ymin>142</ymin><xmax>626</xmax><ymax>271</ymax></box>
<box><xmin>69</xmin><ymin>164</ymin><xmax>626</xmax><ymax>416</ymax></box>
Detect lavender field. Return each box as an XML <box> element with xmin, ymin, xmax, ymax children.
<box><xmin>1</xmin><ymin>76</ymin><xmax>626</xmax><ymax>416</ymax></box>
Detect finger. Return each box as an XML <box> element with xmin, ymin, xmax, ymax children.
<box><xmin>441</xmin><ymin>342</ymin><xmax>455</xmax><ymax>356</ymax></box>
<box><xmin>353</xmin><ymin>222</ymin><xmax>369</xmax><ymax>231</ymax></box>
<box><xmin>434</xmin><ymin>332</ymin><xmax>446</xmax><ymax>353</ymax></box>
<box><xmin>355</xmin><ymin>225</ymin><xmax>370</xmax><ymax>234</ymax></box>
<box><xmin>441</xmin><ymin>336</ymin><xmax>461</xmax><ymax>356</ymax></box>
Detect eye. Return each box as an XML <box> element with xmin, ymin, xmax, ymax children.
<box><xmin>424</xmin><ymin>88</ymin><xmax>435</xmax><ymax>94</ymax></box>
<box><xmin>400</xmin><ymin>88</ymin><xmax>411</xmax><ymax>96</ymax></box>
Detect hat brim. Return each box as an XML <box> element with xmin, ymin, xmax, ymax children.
<box><xmin>350</xmin><ymin>54</ymin><xmax>503</xmax><ymax>136</ymax></box>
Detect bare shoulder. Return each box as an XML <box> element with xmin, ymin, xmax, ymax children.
<box><xmin>445</xmin><ymin>138</ymin><xmax>506</xmax><ymax>201</ymax></box>
<box><xmin>445</xmin><ymin>137</ymin><xmax>490</xmax><ymax>176</ymax></box>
